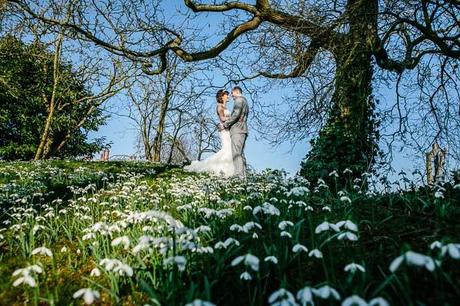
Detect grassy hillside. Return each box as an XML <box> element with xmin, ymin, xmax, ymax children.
<box><xmin>0</xmin><ymin>161</ymin><xmax>459</xmax><ymax>305</ymax></box>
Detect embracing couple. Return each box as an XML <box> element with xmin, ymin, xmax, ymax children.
<box><xmin>184</xmin><ymin>86</ymin><xmax>249</xmax><ymax>179</ymax></box>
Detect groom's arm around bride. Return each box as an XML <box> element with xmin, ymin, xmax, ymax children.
<box><xmin>222</xmin><ymin>87</ymin><xmax>249</xmax><ymax>179</ymax></box>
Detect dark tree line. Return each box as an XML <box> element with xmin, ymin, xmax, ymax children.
<box><xmin>0</xmin><ymin>35</ymin><xmax>108</xmax><ymax>160</ymax></box>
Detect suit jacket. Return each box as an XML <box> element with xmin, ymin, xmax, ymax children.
<box><xmin>223</xmin><ymin>95</ymin><xmax>249</xmax><ymax>134</ymax></box>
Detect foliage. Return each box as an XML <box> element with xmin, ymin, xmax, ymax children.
<box><xmin>0</xmin><ymin>161</ymin><xmax>459</xmax><ymax>305</ymax></box>
<box><xmin>0</xmin><ymin>35</ymin><xmax>107</xmax><ymax>160</ymax></box>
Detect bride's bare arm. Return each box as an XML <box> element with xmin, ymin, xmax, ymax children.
<box><xmin>217</xmin><ymin>106</ymin><xmax>227</xmax><ymax>123</ymax></box>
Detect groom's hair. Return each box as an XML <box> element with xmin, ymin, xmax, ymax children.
<box><xmin>232</xmin><ymin>86</ymin><xmax>242</xmax><ymax>94</ymax></box>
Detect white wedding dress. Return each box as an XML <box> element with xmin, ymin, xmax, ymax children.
<box><xmin>184</xmin><ymin>109</ymin><xmax>234</xmax><ymax>177</ymax></box>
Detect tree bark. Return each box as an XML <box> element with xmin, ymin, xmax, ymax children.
<box><xmin>34</xmin><ymin>31</ymin><xmax>64</xmax><ymax>160</ymax></box>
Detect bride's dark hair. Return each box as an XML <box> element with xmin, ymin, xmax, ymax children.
<box><xmin>216</xmin><ymin>89</ymin><xmax>229</xmax><ymax>104</ymax></box>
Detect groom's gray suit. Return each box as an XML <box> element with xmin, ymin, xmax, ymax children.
<box><xmin>223</xmin><ymin>95</ymin><xmax>249</xmax><ymax>179</ymax></box>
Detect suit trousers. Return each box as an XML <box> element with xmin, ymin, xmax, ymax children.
<box><xmin>230</xmin><ymin>132</ymin><xmax>247</xmax><ymax>179</ymax></box>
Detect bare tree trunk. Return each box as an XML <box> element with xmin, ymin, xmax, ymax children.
<box><xmin>167</xmin><ymin>111</ymin><xmax>183</xmax><ymax>164</ymax></box>
<box><xmin>34</xmin><ymin>31</ymin><xmax>64</xmax><ymax>160</ymax></box>
<box><xmin>152</xmin><ymin>75</ymin><xmax>172</xmax><ymax>162</ymax></box>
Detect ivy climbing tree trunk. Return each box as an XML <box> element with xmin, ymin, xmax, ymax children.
<box><xmin>299</xmin><ymin>0</ymin><xmax>380</xmax><ymax>182</ymax></box>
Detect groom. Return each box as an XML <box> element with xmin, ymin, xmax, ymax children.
<box><xmin>221</xmin><ymin>86</ymin><xmax>249</xmax><ymax>179</ymax></box>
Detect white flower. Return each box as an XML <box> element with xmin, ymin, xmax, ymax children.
<box><xmin>90</xmin><ymin>267</ymin><xmax>101</xmax><ymax>277</ymax></box>
<box><xmin>278</xmin><ymin>220</ymin><xmax>294</xmax><ymax>230</ymax></box>
<box><xmin>389</xmin><ymin>251</ymin><xmax>436</xmax><ymax>272</ymax></box>
<box><xmin>329</xmin><ymin>170</ymin><xmax>339</xmax><ymax>177</ymax></box>
<box><xmin>11</xmin><ymin>265</ymin><xmax>42</xmax><ymax>288</ymax></box>
<box><xmin>434</xmin><ymin>191</ymin><xmax>444</xmax><ymax>199</ymax></box>
<box><xmin>454</xmin><ymin>184</ymin><xmax>460</xmax><ymax>190</ymax></box>
<box><xmin>240</xmin><ymin>271</ymin><xmax>252</xmax><ymax>281</ymax></box>
<box><xmin>441</xmin><ymin>243</ymin><xmax>460</xmax><ymax>259</ymax></box>
<box><xmin>322</xmin><ymin>206</ymin><xmax>331</xmax><ymax>212</ymax></box>
<box><xmin>344</xmin><ymin>263</ymin><xmax>366</xmax><ymax>274</ymax></box>
<box><xmin>60</xmin><ymin>246</ymin><xmax>68</xmax><ymax>253</ymax></box>
<box><xmin>343</xmin><ymin>168</ymin><xmax>353</xmax><ymax>174</ymax></box>
<box><xmin>312</xmin><ymin>285</ymin><xmax>341</xmax><ymax>300</ymax></box>
<box><xmin>99</xmin><ymin>258</ymin><xmax>133</xmax><ymax>277</ymax></box>
<box><xmin>111</xmin><ymin>236</ymin><xmax>131</xmax><ymax>250</ymax></box>
<box><xmin>336</xmin><ymin>220</ymin><xmax>358</xmax><ymax>232</ymax></box>
<box><xmin>341</xmin><ymin>295</ymin><xmax>367</xmax><ymax>306</ymax></box>
<box><xmin>264</xmin><ymin>256</ymin><xmax>278</xmax><ymax>264</ymax></box>
<box><xmin>430</xmin><ymin>241</ymin><xmax>443</xmax><ymax>250</ymax></box>
<box><xmin>286</xmin><ymin>186</ymin><xmax>310</xmax><ymax>197</ymax></box>
<box><xmin>185</xmin><ymin>299</ymin><xmax>216</xmax><ymax>306</ymax></box>
<box><xmin>268</xmin><ymin>288</ymin><xmax>298</xmax><ymax>306</ymax></box>
<box><xmin>337</xmin><ymin>232</ymin><xmax>358</xmax><ymax>241</ymax></box>
<box><xmin>315</xmin><ymin>221</ymin><xmax>340</xmax><ymax>234</ymax></box>
<box><xmin>214</xmin><ymin>238</ymin><xmax>240</xmax><ymax>249</ymax></box>
<box><xmin>163</xmin><ymin>256</ymin><xmax>187</xmax><ymax>272</ymax></box>
<box><xmin>231</xmin><ymin>253</ymin><xmax>260</xmax><ymax>271</ymax></box>
<box><xmin>281</xmin><ymin>231</ymin><xmax>292</xmax><ymax>238</ymax></box>
<box><xmin>296</xmin><ymin>286</ymin><xmax>314</xmax><ymax>306</ymax></box>
<box><xmin>292</xmin><ymin>244</ymin><xmax>308</xmax><ymax>253</ymax></box>
<box><xmin>13</xmin><ymin>274</ymin><xmax>36</xmax><ymax>287</ymax></box>
<box><xmin>308</xmin><ymin>249</ymin><xmax>323</xmax><ymax>258</ymax></box>
<box><xmin>31</xmin><ymin>246</ymin><xmax>53</xmax><ymax>257</ymax></box>
<box><xmin>369</xmin><ymin>297</ymin><xmax>390</xmax><ymax>306</ymax></box>
<box><xmin>73</xmin><ymin>288</ymin><xmax>100</xmax><ymax>305</ymax></box>
<box><xmin>340</xmin><ymin>196</ymin><xmax>352</xmax><ymax>204</ymax></box>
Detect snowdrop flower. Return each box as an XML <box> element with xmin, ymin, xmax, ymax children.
<box><xmin>60</xmin><ymin>246</ymin><xmax>68</xmax><ymax>253</ymax></box>
<box><xmin>454</xmin><ymin>184</ymin><xmax>460</xmax><ymax>190</ymax></box>
<box><xmin>12</xmin><ymin>264</ymin><xmax>42</xmax><ymax>288</ymax></box>
<box><xmin>315</xmin><ymin>221</ymin><xmax>340</xmax><ymax>234</ymax></box>
<box><xmin>278</xmin><ymin>220</ymin><xmax>294</xmax><ymax>230</ymax></box>
<box><xmin>340</xmin><ymin>196</ymin><xmax>352</xmax><ymax>204</ymax></box>
<box><xmin>268</xmin><ymin>288</ymin><xmax>298</xmax><ymax>306</ymax></box>
<box><xmin>281</xmin><ymin>231</ymin><xmax>292</xmax><ymax>238</ymax></box>
<box><xmin>341</xmin><ymin>295</ymin><xmax>367</xmax><ymax>306</ymax></box>
<box><xmin>286</xmin><ymin>186</ymin><xmax>310</xmax><ymax>197</ymax></box>
<box><xmin>231</xmin><ymin>253</ymin><xmax>260</xmax><ymax>271</ymax></box>
<box><xmin>99</xmin><ymin>258</ymin><xmax>134</xmax><ymax>277</ymax></box>
<box><xmin>329</xmin><ymin>170</ymin><xmax>339</xmax><ymax>177</ymax></box>
<box><xmin>389</xmin><ymin>251</ymin><xmax>436</xmax><ymax>272</ymax></box>
<box><xmin>31</xmin><ymin>246</ymin><xmax>53</xmax><ymax>257</ymax></box>
<box><xmin>292</xmin><ymin>244</ymin><xmax>308</xmax><ymax>253</ymax></box>
<box><xmin>243</xmin><ymin>205</ymin><xmax>253</xmax><ymax>211</ymax></box>
<box><xmin>336</xmin><ymin>220</ymin><xmax>358</xmax><ymax>232</ymax></box>
<box><xmin>240</xmin><ymin>271</ymin><xmax>252</xmax><ymax>281</ymax></box>
<box><xmin>322</xmin><ymin>206</ymin><xmax>331</xmax><ymax>212</ymax></box>
<box><xmin>344</xmin><ymin>263</ymin><xmax>366</xmax><ymax>274</ymax></box>
<box><xmin>434</xmin><ymin>191</ymin><xmax>444</xmax><ymax>199</ymax></box>
<box><xmin>368</xmin><ymin>297</ymin><xmax>390</xmax><ymax>306</ymax></box>
<box><xmin>185</xmin><ymin>299</ymin><xmax>216</xmax><ymax>306</ymax></box>
<box><xmin>111</xmin><ymin>236</ymin><xmax>130</xmax><ymax>250</ymax></box>
<box><xmin>430</xmin><ymin>241</ymin><xmax>443</xmax><ymax>250</ymax></box>
<box><xmin>90</xmin><ymin>267</ymin><xmax>101</xmax><ymax>277</ymax></box>
<box><xmin>163</xmin><ymin>256</ymin><xmax>187</xmax><ymax>272</ymax></box>
<box><xmin>73</xmin><ymin>288</ymin><xmax>100</xmax><ymax>305</ymax></box>
<box><xmin>343</xmin><ymin>168</ymin><xmax>353</xmax><ymax>175</ymax></box>
<box><xmin>13</xmin><ymin>273</ymin><xmax>37</xmax><ymax>287</ymax></box>
<box><xmin>338</xmin><ymin>232</ymin><xmax>358</xmax><ymax>241</ymax></box>
<box><xmin>308</xmin><ymin>249</ymin><xmax>323</xmax><ymax>258</ymax></box>
<box><xmin>296</xmin><ymin>286</ymin><xmax>314</xmax><ymax>306</ymax></box>
<box><xmin>264</xmin><ymin>256</ymin><xmax>278</xmax><ymax>264</ymax></box>
<box><xmin>312</xmin><ymin>285</ymin><xmax>341</xmax><ymax>300</ymax></box>
<box><xmin>441</xmin><ymin>243</ymin><xmax>460</xmax><ymax>259</ymax></box>
<box><xmin>214</xmin><ymin>238</ymin><xmax>240</xmax><ymax>249</ymax></box>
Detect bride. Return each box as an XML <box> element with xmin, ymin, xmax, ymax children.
<box><xmin>184</xmin><ymin>89</ymin><xmax>234</xmax><ymax>177</ymax></box>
